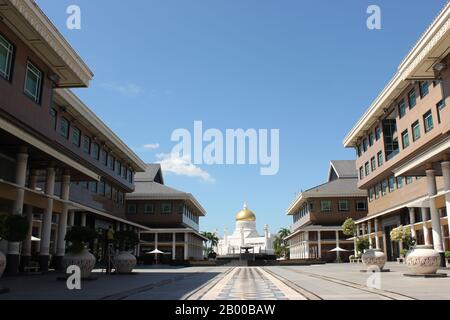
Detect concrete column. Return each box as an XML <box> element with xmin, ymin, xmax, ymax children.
<box><xmin>304</xmin><ymin>231</ymin><xmax>309</xmax><ymax>259</ymax></box>
<box><xmin>317</xmin><ymin>231</ymin><xmax>322</xmax><ymax>259</ymax></box>
<box><xmin>184</xmin><ymin>232</ymin><xmax>189</xmax><ymax>260</ymax></box>
<box><xmin>21</xmin><ymin>171</ymin><xmax>38</xmax><ymax>269</ymax></box>
<box><xmin>367</xmin><ymin>220</ymin><xmax>373</xmax><ymax>249</ymax></box>
<box><xmin>81</xmin><ymin>212</ymin><xmax>87</xmax><ymax>227</ymax></box>
<box><xmin>335</xmin><ymin>230</ymin><xmax>340</xmax><ymax>262</ymax></box>
<box><xmin>55</xmin><ymin>172</ymin><xmax>70</xmax><ymax>270</ymax></box>
<box><xmin>68</xmin><ymin>210</ymin><xmax>75</xmax><ymax>227</ymax></box>
<box><xmin>442</xmin><ymin>161</ymin><xmax>450</xmax><ymax>249</ymax></box>
<box><xmin>408</xmin><ymin>207</ymin><xmax>417</xmax><ymax>239</ymax></box>
<box><xmin>172</xmin><ymin>233</ymin><xmax>176</xmax><ymax>261</ymax></box>
<box><xmin>374</xmin><ymin>219</ymin><xmax>380</xmax><ymax>249</ymax></box>
<box><xmin>426</xmin><ymin>169</ymin><xmax>443</xmax><ymax>252</ymax></box>
<box><xmin>6</xmin><ymin>147</ymin><xmax>28</xmax><ymax>274</ymax></box>
<box><xmin>39</xmin><ymin>166</ymin><xmax>56</xmax><ymax>272</ymax></box>
<box><xmin>421</xmin><ymin>208</ymin><xmax>431</xmax><ymax>245</ymax></box>
<box><xmin>382</xmin><ymin>232</ymin><xmax>387</xmax><ymax>254</ymax></box>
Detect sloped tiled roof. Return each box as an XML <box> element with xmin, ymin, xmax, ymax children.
<box><xmin>329</xmin><ymin>160</ymin><xmax>357</xmax><ymax>180</ymax></box>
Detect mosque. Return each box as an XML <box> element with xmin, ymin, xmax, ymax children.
<box><xmin>216</xmin><ymin>204</ymin><xmax>275</xmax><ymax>257</ymax></box>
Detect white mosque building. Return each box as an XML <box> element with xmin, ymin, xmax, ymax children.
<box><xmin>216</xmin><ymin>204</ymin><xmax>274</xmax><ymax>256</ymax></box>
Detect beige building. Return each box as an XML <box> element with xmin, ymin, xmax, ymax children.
<box><xmin>343</xmin><ymin>4</ymin><xmax>450</xmax><ymax>261</ymax></box>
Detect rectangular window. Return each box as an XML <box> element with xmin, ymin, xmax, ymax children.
<box><xmin>98</xmin><ymin>181</ymin><xmax>105</xmax><ymax>195</ymax></box>
<box><xmin>91</xmin><ymin>143</ymin><xmax>100</xmax><ymax>160</ymax></box>
<box><xmin>338</xmin><ymin>200</ymin><xmax>349</xmax><ymax>212</ymax></box>
<box><xmin>0</xmin><ymin>34</ymin><xmax>14</xmax><ymax>81</ymax></box>
<box><xmin>177</xmin><ymin>203</ymin><xmax>184</xmax><ymax>214</ymax></box>
<box><xmin>436</xmin><ymin>100</ymin><xmax>445</xmax><ymax>123</ymax></box>
<box><xmin>396</xmin><ymin>176</ymin><xmax>403</xmax><ymax>189</ymax></box>
<box><xmin>363</xmin><ymin>138</ymin><xmax>369</xmax><ymax>152</ymax></box>
<box><xmin>381</xmin><ymin>180</ymin><xmax>388</xmax><ymax>196</ymax></box>
<box><xmin>369</xmin><ymin>133</ymin><xmax>375</xmax><ymax>147</ymax></box>
<box><xmin>359</xmin><ymin>166</ymin><xmax>364</xmax><ymax>180</ymax></box>
<box><xmin>127</xmin><ymin>203</ymin><xmax>137</xmax><ymax>214</ymax></box>
<box><xmin>60</xmin><ymin>117</ymin><xmax>70</xmax><ymax>139</ymax></box>
<box><xmin>105</xmin><ymin>183</ymin><xmax>112</xmax><ymax>199</ymax></box>
<box><xmin>356</xmin><ymin>200</ymin><xmax>367</xmax><ymax>212</ymax></box>
<box><xmin>115</xmin><ymin>160</ymin><xmax>121</xmax><ymax>175</ymax></box>
<box><xmin>122</xmin><ymin>165</ymin><xmax>127</xmax><ymax>179</ymax></box>
<box><xmin>309</xmin><ymin>202</ymin><xmax>314</xmax><ymax>212</ymax></box>
<box><xmin>369</xmin><ymin>188</ymin><xmax>374</xmax><ymax>202</ymax></box>
<box><xmin>423</xmin><ymin>110</ymin><xmax>433</xmax><ymax>133</ymax></box>
<box><xmin>375</xmin><ymin>184</ymin><xmax>381</xmax><ymax>199</ymax></box>
<box><xmin>401</xmin><ymin>130</ymin><xmax>409</xmax><ymax>149</ymax></box>
<box><xmin>420</xmin><ymin>81</ymin><xmax>429</xmax><ymax>98</ymax></box>
<box><xmin>89</xmin><ymin>181</ymin><xmax>97</xmax><ymax>193</ymax></box>
<box><xmin>320</xmin><ymin>200</ymin><xmax>332</xmax><ymax>212</ymax></box>
<box><xmin>398</xmin><ymin>100</ymin><xmax>407</xmax><ymax>118</ymax></box>
<box><xmin>377</xmin><ymin>151</ymin><xmax>383</xmax><ymax>167</ymax></box>
<box><xmin>375</xmin><ymin>127</ymin><xmax>382</xmax><ymax>141</ymax></box>
<box><xmin>24</xmin><ymin>61</ymin><xmax>42</xmax><ymax>103</ymax></box>
<box><xmin>108</xmin><ymin>156</ymin><xmax>115</xmax><ymax>171</ymax></box>
<box><xmin>365</xmin><ymin>162</ymin><xmax>370</xmax><ymax>176</ymax></box>
<box><xmin>112</xmin><ymin>188</ymin><xmax>118</xmax><ymax>202</ymax></box>
<box><xmin>100</xmin><ymin>149</ymin><xmax>108</xmax><ymax>166</ymax></box>
<box><xmin>80</xmin><ymin>181</ymin><xmax>88</xmax><ymax>189</ymax></box>
<box><xmin>82</xmin><ymin>135</ymin><xmax>91</xmax><ymax>154</ymax></box>
<box><xmin>127</xmin><ymin>170</ymin><xmax>133</xmax><ymax>183</ymax></box>
<box><xmin>357</xmin><ymin>145</ymin><xmax>362</xmax><ymax>157</ymax></box>
<box><xmin>161</xmin><ymin>203</ymin><xmax>172</xmax><ymax>214</ymax></box>
<box><xmin>388</xmin><ymin>176</ymin><xmax>396</xmax><ymax>192</ymax></box>
<box><xmin>118</xmin><ymin>192</ymin><xmax>124</xmax><ymax>206</ymax></box>
<box><xmin>412</xmin><ymin>121</ymin><xmax>421</xmax><ymax>141</ymax></box>
<box><xmin>49</xmin><ymin>108</ymin><xmax>57</xmax><ymax>131</ymax></box>
<box><xmin>72</xmin><ymin>127</ymin><xmax>81</xmax><ymax>147</ymax></box>
<box><xmin>406</xmin><ymin>176</ymin><xmax>413</xmax><ymax>185</ymax></box>
<box><xmin>370</xmin><ymin>157</ymin><xmax>376</xmax><ymax>171</ymax></box>
<box><xmin>382</xmin><ymin>116</ymin><xmax>399</xmax><ymax>161</ymax></box>
<box><xmin>408</xmin><ymin>89</ymin><xmax>416</xmax><ymax>108</ymax></box>
<box><xmin>144</xmin><ymin>203</ymin><xmax>154</xmax><ymax>214</ymax></box>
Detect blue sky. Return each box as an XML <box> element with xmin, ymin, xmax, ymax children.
<box><xmin>38</xmin><ymin>0</ymin><xmax>447</xmax><ymax>236</ymax></box>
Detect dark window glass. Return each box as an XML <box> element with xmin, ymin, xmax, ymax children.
<box><xmin>127</xmin><ymin>203</ymin><xmax>137</xmax><ymax>214</ymax></box>
<box><xmin>72</xmin><ymin>127</ymin><xmax>81</xmax><ymax>147</ymax></box>
<box><xmin>24</xmin><ymin>61</ymin><xmax>42</xmax><ymax>103</ymax></box>
<box><xmin>377</xmin><ymin>151</ymin><xmax>383</xmax><ymax>167</ymax></box>
<box><xmin>0</xmin><ymin>34</ymin><xmax>14</xmax><ymax>81</ymax></box>
<box><xmin>365</xmin><ymin>162</ymin><xmax>370</xmax><ymax>176</ymax></box>
<box><xmin>49</xmin><ymin>108</ymin><xmax>57</xmax><ymax>130</ymax></box>
<box><xmin>406</xmin><ymin>176</ymin><xmax>413</xmax><ymax>185</ymax></box>
<box><xmin>356</xmin><ymin>200</ymin><xmax>367</xmax><ymax>211</ymax></box>
<box><xmin>60</xmin><ymin>117</ymin><xmax>70</xmax><ymax>139</ymax></box>
<box><xmin>100</xmin><ymin>149</ymin><xmax>108</xmax><ymax>166</ymax></box>
<box><xmin>89</xmin><ymin>181</ymin><xmax>97</xmax><ymax>193</ymax></box>
<box><xmin>363</xmin><ymin>139</ymin><xmax>369</xmax><ymax>152</ymax></box>
<box><xmin>369</xmin><ymin>133</ymin><xmax>375</xmax><ymax>147</ymax></box>
<box><xmin>144</xmin><ymin>204</ymin><xmax>154</xmax><ymax>214</ymax></box>
<box><xmin>338</xmin><ymin>200</ymin><xmax>349</xmax><ymax>212</ymax></box>
<box><xmin>370</xmin><ymin>157</ymin><xmax>376</xmax><ymax>171</ymax></box>
<box><xmin>162</xmin><ymin>203</ymin><xmax>172</xmax><ymax>214</ymax></box>
<box><xmin>91</xmin><ymin>143</ymin><xmax>100</xmax><ymax>160</ymax></box>
<box><xmin>109</xmin><ymin>156</ymin><xmax>115</xmax><ymax>171</ymax></box>
<box><xmin>397</xmin><ymin>177</ymin><xmax>403</xmax><ymax>189</ymax></box>
<box><xmin>408</xmin><ymin>89</ymin><xmax>416</xmax><ymax>108</ymax></box>
<box><xmin>381</xmin><ymin>180</ymin><xmax>388</xmax><ymax>196</ymax></box>
<box><xmin>359</xmin><ymin>167</ymin><xmax>364</xmax><ymax>180</ymax></box>
<box><xmin>423</xmin><ymin>110</ymin><xmax>433</xmax><ymax>133</ymax></box>
<box><xmin>82</xmin><ymin>135</ymin><xmax>90</xmax><ymax>154</ymax></box>
<box><xmin>388</xmin><ymin>176</ymin><xmax>396</xmax><ymax>192</ymax></box>
<box><xmin>412</xmin><ymin>121</ymin><xmax>421</xmax><ymax>141</ymax></box>
<box><xmin>420</xmin><ymin>81</ymin><xmax>429</xmax><ymax>97</ymax></box>
<box><xmin>382</xmin><ymin>116</ymin><xmax>399</xmax><ymax>161</ymax></box>
<box><xmin>436</xmin><ymin>100</ymin><xmax>445</xmax><ymax>124</ymax></box>
<box><xmin>401</xmin><ymin>130</ymin><xmax>409</xmax><ymax>149</ymax></box>
<box><xmin>398</xmin><ymin>100</ymin><xmax>407</xmax><ymax>118</ymax></box>
<box><xmin>375</xmin><ymin>127</ymin><xmax>382</xmax><ymax>140</ymax></box>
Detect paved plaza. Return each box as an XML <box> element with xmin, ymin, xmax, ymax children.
<box><xmin>0</xmin><ymin>263</ymin><xmax>449</xmax><ymax>300</ymax></box>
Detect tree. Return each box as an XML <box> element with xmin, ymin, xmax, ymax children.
<box><xmin>390</xmin><ymin>226</ymin><xmax>415</xmax><ymax>250</ymax></box>
<box><xmin>0</xmin><ymin>212</ymin><xmax>29</xmax><ymax>242</ymax></box>
<box><xmin>273</xmin><ymin>228</ymin><xmax>291</xmax><ymax>259</ymax></box>
<box><xmin>356</xmin><ymin>236</ymin><xmax>370</xmax><ymax>254</ymax></box>
<box><xmin>342</xmin><ymin>218</ymin><xmax>356</xmax><ymax>237</ymax></box>
<box><xmin>201</xmin><ymin>231</ymin><xmax>219</xmax><ymax>258</ymax></box>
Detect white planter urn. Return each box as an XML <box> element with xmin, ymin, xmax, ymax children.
<box><xmin>0</xmin><ymin>251</ymin><xmax>6</xmax><ymax>279</ymax></box>
<box><xmin>62</xmin><ymin>249</ymin><xmax>96</xmax><ymax>279</ymax></box>
<box><xmin>406</xmin><ymin>245</ymin><xmax>441</xmax><ymax>275</ymax></box>
<box><xmin>362</xmin><ymin>249</ymin><xmax>387</xmax><ymax>270</ymax></box>
<box><xmin>113</xmin><ymin>251</ymin><xmax>137</xmax><ymax>274</ymax></box>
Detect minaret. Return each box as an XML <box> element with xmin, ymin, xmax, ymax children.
<box><xmin>264</xmin><ymin>224</ymin><xmax>269</xmax><ymax>249</ymax></box>
<box><xmin>224</xmin><ymin>227</ymin><xmax>228</xmax><ymax>246</ymax></box>
<box><xmin>240</xmin><ymin>226</ymin><xmax>245</xmax><ymax>247</ymax></box>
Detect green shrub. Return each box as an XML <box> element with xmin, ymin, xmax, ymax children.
<box><xmin>445</xmin><ymin>251</ymin><xmax>450</xmax><ymax>259</ymax></box>
<box><xmin>0</xmin><ymin>213</ymin><xmax>29</xmax><ymax>242</ymax></box>
<box><xmin>114</xmin><ymin>230</ymin><xmax>139</xmax><ymax>252</ymax></box>
<box><xmin>65</xmin><ymin>226</ymin><xmax>98</xmax><ymax>253</ymax></box>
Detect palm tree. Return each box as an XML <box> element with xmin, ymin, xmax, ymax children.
<box><xmin>273</xmin><ymin>228</ymin><xmax>291</xmax><ymax>259</ymax></box>
<box><xmin>201</xmin><ymin>231</ymin><xmax>219</xmax><ymax>258</ymax></box>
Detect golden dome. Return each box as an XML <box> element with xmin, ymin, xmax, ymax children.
<box><xmin>235</xmin><ymin>203</ymin><xmax>256</xmax><ymax>221</ymax></box>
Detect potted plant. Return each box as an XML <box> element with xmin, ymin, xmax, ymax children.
<box><xmin>358</xmin><ymin>236</ymin><xmax>386</xmax><ymax>271</ymax></box>
<box><xmin>0</xmin><ymin>213</ymin><xmax>29</xmax><ymax>277</ymax></box>
<box><xmin>113</xmin><ymin>230</ymin><xmax>139</xmax><ymax>274</ymax></box>
<box><xmin>62</xmin><ymin>226</ymin><xmax>97</xmax><ymax>279</ymax></box>
<box><xmin>445</xmin><ymin>251</ymin><xmax>450</xmax><ymax>267</ymax></box>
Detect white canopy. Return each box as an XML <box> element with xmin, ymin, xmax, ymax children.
<box><xmin>329</xmin><ymin>246</ymin><xmax>349</xmax><ymax>252</ymax></box>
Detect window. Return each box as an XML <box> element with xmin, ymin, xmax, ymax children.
<box><xmin>377</xmin><ymin>151</ymin><xmax>383</xmax><ymax>167</ymax></box>
<box><xmin>177</xmin><ymin>203</ymin><xmax>184</xmax><ymax>214</ymax></box>
<box><xmin>369</xmin><ymin>133</ymin><xmax>375</xmax><ymax>147</ymax></box>
<box><xmin>375</xmin><ymin>184</ymin><xmax>381</xmax><ymax>199</ymax></box>
<box><xmin>357</xmin><ymin>145</ymin><xmax>362</xmax><ymax>157</ymax></box>
<box><xmin>0</xmin><ymin>34</ymin><xmax>14</xmax><ymax>81</ymax></box>
<box><xmin>309</xmin><ymin>202</ymin><xmax>314</xmax><ymax>212</ymax></box>
<box><xmin>60</xmin><ymin>117</ymin><xmax>70</xmax><ymax>139</ymax></box>
<box><xmin>436</xmin><ymin>100</ymin><xmax>445</xmax><ymax>123</ymax></box>
<box><xmin>420</xmin><ymin>81</ymin><xmax>429</xmax><ymax>98</ymax></box>
<box><xmin>144</xmin><ymin>204</ymin><xmax>154</xmax><ymax>214</ymax></box>
<box><xmin>396</xmin><ymin>176</ymin><xmax>403</xmax><ymax>189</ymax></box>
<box><xmin>100</xmin><ymin>149</ymin><xmax>108</xmax><ymax>166</ymax></box>
<box><xmin>369</xmin><ymin>188</ymin><xmax>374</xmax><ymax>202</ymax></box>
<box><xmin>118</xmin><ymin>192</ymin><xmax>124</xmax><ymax>206</ymax></box>
<box><xmin>112</xmin><ymin>188</ymin><xmax>118</xmax><ymax>202</ymax></box>
<box><xmin>115</xmin><ymin>160</ymin><xmax>121</xmax><ymax>175</ymax></box>
<box><xmin>122</xmin><ymin>165</ymin><xmax>127</xmax><ymax>179</ymax></box>
<box><xmin>423</xmin><ymin>110</ymin><xmax>433</xmax><ymax>133</ymax></box>
<box><xmin>91</xmin><ymin>143</ymin><xmax>100</xmax><ymax>160</ymax></box>
<box><xmin>388</xmin><ymin>176</ymin><xmax>396</xmax><ymax>192</ymax></box>
<box><xmin>89</xmin><ymin>181</ymin><xmax>97</xmax><ymax>193</ymax></box>
<box><xmin>381</xmin><ymin>180</ymin><xmax>388</xmax><ymax>196</ymax></box>
<box><xmin>401</xmin><ymin>130</ymin><xmax>410</xmax><ymax>149</ymax></box>
<box><xmin>356</xmin><ymin>200</ymin><xmax>367</xmax><ymax>211</ymax></box>
<box><xmin>161</xmin><ymin>203</ymin><xmax>172</xmax><ymax>214</ymax></box>
<box><xmin>398</xmin><ymin>100</ymin><xmax>407</xmax><ymax>118</ymax></box>
<box><xmin>80</xmin><ymin>181</ymin><xmax>88</xmax><ymax>189</ymax></box>
<box><xmin>375</xmin><ymin>127</ymin><xmax>382</xmax><ymax>141</ymax></box>
<box><xmin>98</xmin><ymin>181</ymin><xmax>105</xmax><ymax>195</ymax></box>
<box><xmin>320</xmin><ymin>200</ymin><xmax>332</xmax><ymax>212</ymax></box>
<box><xmin>359</xmin><ymin>166</ymin><xmax>364</xmax><ymax>180</ymax></box>
<box><xmin>365</xmin><ymin>162</ymin><xmax>370</xmax><ymax>176</ymax></box>
<box><xmin>363</xmin><ymin>138</ymin><xmax>369</xmax><ymax>152</ymax></box>
<box><xmin>105</xmin><ymin>183</ymin><xmax>112</xmax><ymax>199</ymax></box>
<box><xmin>338</xmin><ymin>200</ymin><xmax>349</xmax><ymax>212</ymax></box>
<box><xmin>49</xmin><ymin>108</ymin><xmax>57</xmax><ymax>130</ymax></box>
<box><xmin>24</xmin><ymin>61</ymin><xmax>42</xmax><ymax>103</ymax></box>
<box><xmin>382</xmin><ymin>116</ymin><xmax>399</xmax><ymax>161</ymax></box>
<box><xmin>408</xmin><ymin>89</ymin><xmax>416</xmax><ymax>108</ymax></box>
<box><xmin>127</xmin><ymin>170</ymin><xmax>133</xmax><ymax>183</ymax></box>
<box><xmin>406</xmin><ymin>176</ymin><xmax>413</xmax><ymax>185</ymax></box>
<box><xmin>108</xmin><ymin>155</ymin><xmax>115</xmax><ymax>171</ymax></box>
<box><xmin>72</xmin><ymin>127</ymin><xmax>81</xmax><ymax>147</ymax></box>
<box><xmin>370</xmin><ymin>157</ymin><xmax>376</xmax><ymax>171</ymax></box>
<box><xmin>412</xmin><ymin>121</ymin><xmax>421</xmax><ymax>141</ymax></box>
<box><xmin>127</xmin><ymin>203</ymin><xmax>137</xmax><ymax>214</ymax></box>
<box><xmin>82</xmin><ymin>135</ymin><xmax>91</xmax><ymax>154</ymax></box>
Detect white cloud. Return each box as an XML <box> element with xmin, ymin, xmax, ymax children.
<box><xmin>143</xmin><ymin>143</ymin><xmax>160</xmax><ymax>150</ymax></box>
<box><xmin>156</xmin><ymin>153</ymin><xmax>215</xmax><ymax>183</ymax></box>
<box><xmin>100</xmin><ymin>82</ymin><xmax>143</xmax><ymax>97</ymax></box>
